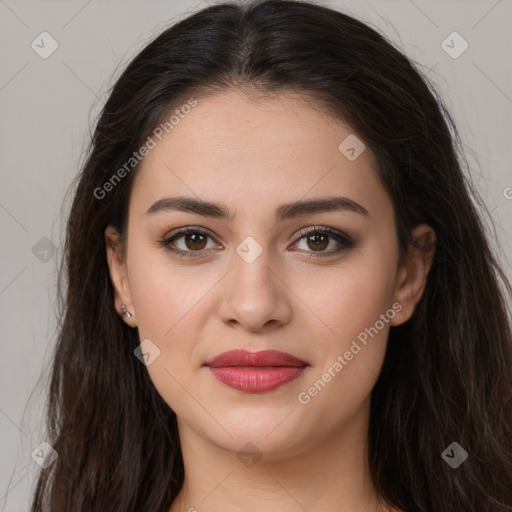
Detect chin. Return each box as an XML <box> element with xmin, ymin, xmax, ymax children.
<box><xmin>205</xmin><ymin>412</ymin><xmax>314</xmax><ymax>458</ymax></box>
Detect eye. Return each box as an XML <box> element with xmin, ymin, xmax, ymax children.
<box><xmin>159</xmin><ymin>227</ymin><xmax>219</xmax><ymax>259</ymax></box>
<box><xmin>159</xmin><ymin>226</ymin><xmax>354</xmax><ymax>259</ymax></box>
<box><xmin>291</xmin><ymin>226</ymin><xmax>354</xmax><ymax>258</ymax></box>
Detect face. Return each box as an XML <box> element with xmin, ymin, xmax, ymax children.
<box><xmin>106</xmin><ymin>89</ymin><xmax>434</xmax><ymax>458</ymax></box>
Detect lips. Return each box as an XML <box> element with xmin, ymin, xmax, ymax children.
<box><xmin>205</xmin><ymin>349</ymin><xmax>308</xmax><ymax>392</ymax></box>
<box><xmin>206</xmin><ymin>349</ymin><xmax>308</xmax><ymax>368</ymax></box>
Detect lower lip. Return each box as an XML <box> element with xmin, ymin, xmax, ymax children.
<box><xmin>208</xmin><ymin>366</ymin><xmax>306</xmax><ymax>392</ymax></box>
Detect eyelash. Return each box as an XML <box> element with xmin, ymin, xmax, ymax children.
<box><xmin>159</xmin><ymin>226</ymin><xmax>355</xmax><ymax>260</ymax></box>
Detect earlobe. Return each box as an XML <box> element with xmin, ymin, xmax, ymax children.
<box><xmin>105</xmin><ymin>225</ymin><xmax>137</xmax><ymax>327</ymax></box>
<box><xmin>390</xmin><ymin>223</ymin><xmax>436</xmax><ymax>326</ymax></box>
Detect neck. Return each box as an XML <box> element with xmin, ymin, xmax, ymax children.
<box><xmin>169</xmin><ymin>397</ymin><xmax>399</xmax><ymax>512</ymax></box>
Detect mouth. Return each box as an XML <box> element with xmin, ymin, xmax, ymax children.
<box><xmin>204</xmin><ymin>349</ymin><xmax>309</xmax><ymax>393</ymax></box>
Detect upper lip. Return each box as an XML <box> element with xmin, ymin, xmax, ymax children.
<box><xmin>205</xmin><ymin>349</ymin><xmax>308</xmax><ymax>368</ymax></box>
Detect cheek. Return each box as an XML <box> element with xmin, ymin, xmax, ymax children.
<box><xmin>127</xmin><ymin>245</ymin><xmax>227</xmax><ymax>388</ymax></box>
<box><xmin>127</xmin><ymin>255</ymin><xmax>209</xmax><ymax>414</ymax></box>
<box><xmin>128</xmin><ymin>244</ymin><xmax>208</xmax><ymax>339</ymax></box>
<box><xmin>296</xmin><ymin>246</ymin><xmax>397</xmax><ymax>408</ymax></box>
<box><xmin>304</xmin><ymin>252</ymin><xmax>398</xmax><ymax>345</ymax></box>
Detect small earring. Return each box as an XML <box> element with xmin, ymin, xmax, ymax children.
<box><xmin>121</xmin><ymin>304</ymin><xmax>132</xmax><ymax>318</ymax></box>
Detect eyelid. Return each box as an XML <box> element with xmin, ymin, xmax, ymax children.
<box><xmin>294</xmin><ymin>225</ymin><xmax>346</xmax><ymax>242</ymax></box>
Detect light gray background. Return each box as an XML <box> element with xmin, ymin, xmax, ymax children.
<box><xmin>1</xmin><ymin>0</ymin><xmax>511</xmax><ymax>509</ymax></box>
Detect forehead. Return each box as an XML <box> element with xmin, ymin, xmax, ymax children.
<box><xmin>130</xmin><ymin>89</ymin><xmax>390</xmax><ymax>222</ymax></box>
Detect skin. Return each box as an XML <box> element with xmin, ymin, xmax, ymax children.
<box><xmin>105</xmin><ymin>89</ymin><xmax>435</xmax><ymax>512</ymax></box>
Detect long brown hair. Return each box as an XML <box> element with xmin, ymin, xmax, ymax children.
<box><xmin>30</xmin><ymin>1</ymin><xmax>512</xmax><ymax>510</ymax></box>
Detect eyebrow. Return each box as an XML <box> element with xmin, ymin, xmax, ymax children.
<box><xmin>145</xmin><ymin>195</ymin><xmax>369</xmax><ymax>222</ymax></box>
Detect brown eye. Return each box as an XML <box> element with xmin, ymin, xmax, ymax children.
<box><xmin>305</xmin><ymin>232</ymin><xmax>329</xmax><ymax>251</ymax></box>
<box><xmin>159</xmin><ymin>227</ymin><xmax>218</xmax><ymax>258</ymax></box>
<box><xmin>183</xmin><ymin>232</ymin><xmax>208</xmax><ymax>250</ymax></box>
<box><xmin>293</xmin><ymin>227</ymin><xmax>354</xmax><ymax>258</ymax></box>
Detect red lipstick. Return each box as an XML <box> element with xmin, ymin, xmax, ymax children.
<box><xmin>205</xmin><ymin>349</ymin><xmax>308</xmax><ymax>393</ymax></box>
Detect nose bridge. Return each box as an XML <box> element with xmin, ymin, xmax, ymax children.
<box><xmin>231</xmin><ymin>235</ymin><xmax>278</xmax><ymax>303</ymax></box>
<box><xmin>217</xmin><ymin>234</ymin><xmax>292</xmax><ymax>330</ymax></box>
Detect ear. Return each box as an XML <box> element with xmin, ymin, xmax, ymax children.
<box><xmin>390</xmin><ymin>223</ymin><xmax>436</xmax><ymax>326</ymax></box>
<box><xmin>105</xmin><ymin>225</ymin><xmax>137</xmax><ymax>327</ymax></box>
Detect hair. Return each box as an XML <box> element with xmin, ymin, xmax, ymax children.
<box><xmin>29</xmin><ymin>0</ymin><xmax>512</xmax><ymax>511</ymax></box>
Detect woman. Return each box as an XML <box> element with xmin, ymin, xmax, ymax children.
<box><xmin>30</xmin><ymin>0</ymin><xmax>512</xmax><ymax>511</ymax></box>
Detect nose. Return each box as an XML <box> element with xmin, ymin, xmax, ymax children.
<box><xmin>217</xmin><ymin>247</ymin><xmax>292</xmax><ymax>333</ymax></box>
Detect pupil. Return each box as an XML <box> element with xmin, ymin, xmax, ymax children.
<box><xmin>187</xmin><ymin>233</ymin><xmax>206</xmax><ymax>250</ymax></box>
<box><xmin>309</xmin><ymin>234</ymin><xmax>328</xmax><ymax>251</ymax></box>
